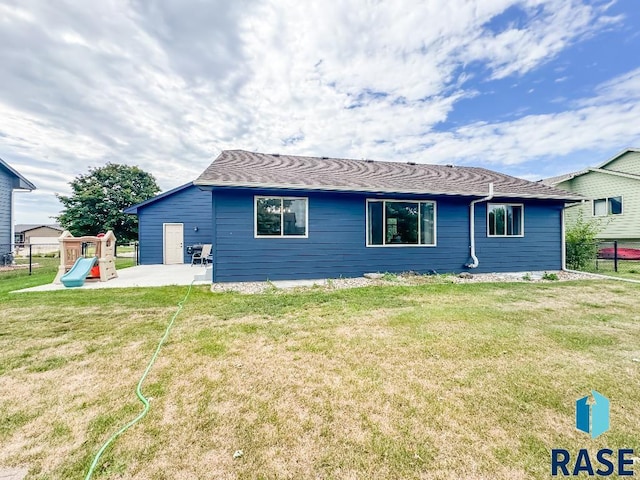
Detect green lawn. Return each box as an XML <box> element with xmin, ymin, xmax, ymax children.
<box><xmin>586</xmin><ymin>259</ymin><xmax>640</xmax><ymax>280</ymax></box>
<box><xmin>1</xmin><ymin>279</ymin><xmax>639</xmax><ymax>479</ymax></box>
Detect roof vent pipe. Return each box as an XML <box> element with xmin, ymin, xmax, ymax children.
<box><xmin>465</xmin><ymin>183</ymin><xmax>494</xmax><ymax>269</ymax></box>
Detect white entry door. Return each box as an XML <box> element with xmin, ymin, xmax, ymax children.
<box><xmin>163</xmin><ymin>223</ymin><xmax>184</xmax><ymax>264</ymax></box>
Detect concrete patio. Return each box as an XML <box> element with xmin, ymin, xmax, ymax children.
<box><xmin>13</xmin><ymin>264</ymin><xmax>212</xmax><ymax>293</ymax></box>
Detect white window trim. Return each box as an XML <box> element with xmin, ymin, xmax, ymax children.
<box><xmin>487</xmin><ymin>203</ymin><xmax>525</xmax><ymax>238</ymax></box>
<box><xmin>592</xmin><ymin>196</ymin><xmax>624</xmax><ymax>217</ymax></box>
<box><xmin>365</xmin><ymin>199</ymin><xmax>437</xmax><ymax>247</ymax></box>
<box><xmin>254</xmin><ymin>196</ymin><xmax>309</xmax><ymax>239</ymax></box>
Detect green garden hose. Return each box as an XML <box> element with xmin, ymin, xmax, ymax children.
<box><xmin>85</xmin><ymin>282</ymin><xmax>194</xmax><ymax>480</ymax></box>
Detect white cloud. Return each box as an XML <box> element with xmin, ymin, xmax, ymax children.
<box><xmin>0</xmin><ymin>0</ymin><xmax>633</xmax><ymax>223</ymax></box>
<box><xmin>413</xmin><ymin>68</ymin><xmax>640</xmax><ymax>167</ymax></box>
<box><xmin>462</xmin><ymin>0</ymin><xmax>614</xmax><ymax>79</ymax></box>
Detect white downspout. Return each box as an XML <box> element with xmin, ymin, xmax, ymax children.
<box><xmin>465</xmin><ymin>183</ymin><xmax>494</xmax><ymax>269</ymax></box>
<box><xmin>10</xmin><ymin>189</ymin><xmax>15</xmax><ymax>247</ymax></box>
<box><xmin>561</xmin><ymin>206</ymin><xmax>566</xmax><ymax>270</ymax></box>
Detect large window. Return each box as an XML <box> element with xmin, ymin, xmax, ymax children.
<box><xmin>488</xmin><ymin>204</ymin><xmax>523</xmax><ymax>237</ymax></box>
<box><xmin>367</xmin><ymin>200</ymin><xmax>436</xmax><ymax>246</ymax></box>
<box><xmin>593</xmin><ymin>196</ymin><xmax>622</xmax><ymax>216</ymax></box>
<box><xmin>255</xmin><ymin>197</ymin><xmax>308</xmax><ymax>237</ymax></box>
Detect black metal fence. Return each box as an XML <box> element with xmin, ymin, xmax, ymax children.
<box><xmin>0</xmin><ymin>242</ymin><xmax>139</xmax><ymax>275</ymax></box>
<box><xmin>594</xmin><ymin>241</ymin><xmax>640</xmax><ymax>274</ymax></box>
<box><xmin>567</xmin><ymin>240</ymin><xmax>640</xmax><ymax>275</ymax></box>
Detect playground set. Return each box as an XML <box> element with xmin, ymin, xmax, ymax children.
<box><xmin>54</xmin><ymin>230</ymin><xmax>118</xmax><ymax>288</ymax></box>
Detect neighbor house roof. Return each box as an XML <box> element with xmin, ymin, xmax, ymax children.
<box><xmin>595</xmin><ymin>147</ymin><xmax>640</xmax><ymax>169</ymax></box>
<box><xmin>0</xmin><ymin>157</ymin><xmax>36</xmax><ymax>190</ymax></box>
<box><xmin>15</xmin><ymin>224</ymin><xmax>63</xmax><ymax>234</ymax></box>
<box><xmin>540</xmin><ymin>170</ymin><xmax>589</xmax><ymax>186</ymax></box>
<box><xmin>123</xmin><ymin>182</ymin><xmax>193</xmax><ymax>214</ymax></box>
<box><xmin>541</xmin><ymin>147</ymin><xmax>640</xmax><ymax>186</ymax></box>
<box><xmin>194</xmin><ymin>150</ymin><xmax>583</xmax><ymax>201</ymax></box>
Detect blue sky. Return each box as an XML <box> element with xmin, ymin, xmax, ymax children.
<box><xmin>2</xmin><ymin>0</ymin><xmax>640</xmax><ymax>224</ymax></box>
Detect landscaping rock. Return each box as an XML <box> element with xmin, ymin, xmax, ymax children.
<box><xmin>363</xmin><ymin>273</ymin><xmax>384</xmax><ymax>280</ymax></box>
<box><xmin>210</xmin><ymin>271</ymin><xmax>597</xmax><ymax>294</ymax></box>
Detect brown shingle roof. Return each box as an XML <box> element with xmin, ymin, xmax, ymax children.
<box><xmin>539</xmin><ymin>170</ymin><xmax>587</xmax><ymax>186</ymax></box>
<box><xmin>195</xmin><ymin>150</ymin><xmax>583</xmax><ymax>200</ymax></box>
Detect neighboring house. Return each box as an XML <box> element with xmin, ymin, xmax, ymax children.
<box><xmin>14</xmin><ymin>224</ymin><xmax>63</xmax><ymax>245</ymax></box>
<box><xmin>14</xmin><ymin>224</ymin><xmax>64</xmax><ymax>254</ymax></box>
<box><xmin>543</xmin><ymin>148</ymin><xmax>640</xmax><ymax>242</ymax></box>
<box><xmin>123</xmin><ymin>182</ymin><xmax>212</xmax><ymax>265</ymax></box>
<box><xmin>126</xmin><ymin>151</ymin><xmax>581</xmax><ymax>282</ymax></box>
<box><xmin>0</xmin><ymin>157</ymin><xmax>36</xmax><ymax>259</ymax></box>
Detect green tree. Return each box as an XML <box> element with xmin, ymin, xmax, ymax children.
<box><xmin>56</xmin><ymin>163</ymin><xmax>160</xmax><ymax>243</ymax></box>
<box><xmin>565</xmin><ymin>211</ymin><xmax>604</xmax><ymax>270</ymax></box>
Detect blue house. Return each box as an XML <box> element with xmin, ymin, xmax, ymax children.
<box><xmin>127</xmin><ymin>151</ymin><xmax>582</xmax><ymax>282</ymax></box>
<box><xmin>124</xmin><ymin>182</ymin><xmax>212</xmax><ymax>265</ymax></box>
<box><xmin>0</xmin><ymin>157</ymin><xmax>36</xmax><ymax>261</ymax></box>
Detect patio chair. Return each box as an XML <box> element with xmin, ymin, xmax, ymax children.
<box><xmin>191</xmin><ymin>243</ymin><xmax>212</xmax><ymax>266</ymax></box>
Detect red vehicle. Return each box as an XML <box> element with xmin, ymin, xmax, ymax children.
<box><xmin>597</xmin><ymin>247</ymin><xmax>640</xmax><ymax>260</ymax></box>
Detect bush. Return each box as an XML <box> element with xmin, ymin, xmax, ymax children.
<box><xmin>565</xmin><ymin>212</ymin><xmax>603</xmax><ymax>270</ymax></box>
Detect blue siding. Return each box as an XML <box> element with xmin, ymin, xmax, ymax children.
<box><xmin>0</xmin><ymin>168</ymin><xmax>12</xmax><ymax>253</ymax></box>
<box><xmin>474</xmin><ymin>201</ymin><xmax>563</xmax><ymax>273</ymax></box>
<box><xmin>211</xmin><ymin>188</ymin><xmax>565</xmax><ymax>282</ymax></box>
<box><xmin>137</xmin><ymin>185</ymin><xmax>212</xmax><ymax>264</ymax></box>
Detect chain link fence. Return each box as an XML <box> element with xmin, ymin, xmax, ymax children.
<box><xmin>0</xmin><ymin>242</ymin><xmax>139</xmax><ymax>276</ymax></box>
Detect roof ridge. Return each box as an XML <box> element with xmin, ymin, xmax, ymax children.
<box><xmin>221</xmin><ymin>149</ymin><xmax>472</xmax><ymax>169</ymax></box>
<box><xmin>196</xmin><ymin>150</ymin><xmax>583</xmax><ymax>201</ymax></box>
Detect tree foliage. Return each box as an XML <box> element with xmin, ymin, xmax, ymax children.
<box><xmin>56</xmin><ymin>163</ymin><xmax>160</xmax><ymax>243</ymax></box>
<box><xmin>565</xmin><ymin>211</ymin><xmax>604</xmax><ymax>270</ymax></box>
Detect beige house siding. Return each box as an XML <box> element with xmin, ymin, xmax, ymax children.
<box><xmin>603</xmin><ymin>150</ymin><xmax>640</xmax><ymax>176</ymax></box>
<box><xmin>560</xmin><ymin>171</ymin><xmax>640</xmax><ymax>240</ymax></box>
<box><xmin>23</xmin><ymin>226</ymin><xmax>62</xmax><ymax>242</ymax></box>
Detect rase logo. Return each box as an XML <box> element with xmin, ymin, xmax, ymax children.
<box><xmin>576</xmin><ymin>390</ymin><xmax>610</xmax><ymax>439</ymax></box>
<box><xmin>551</xmin><ymin>391</ymin><xmax>635</xmax><ymax>477</ymax></box>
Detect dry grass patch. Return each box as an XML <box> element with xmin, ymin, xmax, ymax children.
<box><xmin>1</xmin><ymin>281</ymin><xmax>639</xmax><ymax>479</ymax></box>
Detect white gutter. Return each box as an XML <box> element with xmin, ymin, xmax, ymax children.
<box><xmin>192</xmin><ymin>180</ymin><xmax>582</xmax><ymax>201</ymax></box>
<box><xmin>465</xmin><ymin>183</ymin><xmax>494</xmax><ymax>269</ymax></box>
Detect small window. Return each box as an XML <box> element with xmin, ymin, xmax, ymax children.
<box><xmin>594</xmin><ymin>196</ymin><xmax>622</xmax><ymax>216</ymax></box>
<box><xmin>593</xmin><ymin>199</ymin><xmax>607</xmax><ymax>216</ymax></box>
<box><xmin>255</xmin><ymin>197</ymin><xmax>308</xmax><ymax>237</ymax></box>
<box><xmin>609</xmin><ymin>196</ymin><xmax>623</xmax><ymax>215</ymax></box>
<box><xmin>366</xmin><ymin>199</ymin><xmax>436</xmax><ymax>246</ymax></box>
<box><xmin>488</xmin><ymin>204</ymin><xmax>523</xmax><ymax>237</ymax></box>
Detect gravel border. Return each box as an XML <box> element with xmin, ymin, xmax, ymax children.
<box><xmin>210</xmin><ymin>270</ymin><xmax>599</xmax><ymax>294</ymax></box>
